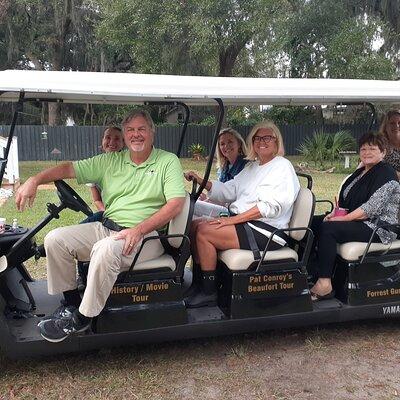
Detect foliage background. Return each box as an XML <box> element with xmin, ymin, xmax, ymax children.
<box><xmin>0</xmin><ymin>0</ymin><xmax>398</xmax><ymax>126</ymax></box>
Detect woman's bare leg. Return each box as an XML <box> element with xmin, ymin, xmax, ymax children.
<box><xmin>186</xmin><ymin>222</ymin><xmax>240</xmax><ymax>308</ymax></box>
<box><xmin>196</xmin><ymin>222</ymin><xmax>240</xmax><ymax>270</ymax></box>
<box><xmin>189</xmin><ymin>218</ymin><xmax>207</xmax><ymax>264</ymax></box>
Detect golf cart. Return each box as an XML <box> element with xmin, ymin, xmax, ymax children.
<box><xmin>0</xmin><ymin>70</ymin><xmax>400</xmax><ymax>359</ymax></box>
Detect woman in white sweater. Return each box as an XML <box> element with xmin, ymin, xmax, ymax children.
<box><xmin>184</xmin><ymin>120</ymin><xmax>300</xmax><ymax>308</ymax></box>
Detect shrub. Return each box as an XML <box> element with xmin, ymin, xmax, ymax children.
<box><xmin>328</xmin><ymin>130</ymin><xmax>356</xmax><ymax>161</ymax></box>
<box><xmin>298</xmin><ymin>130</ymin><xmax>356</xmax><ymax>168</ymax></box>
<box><xmin>188</xmin><ymin>143</ymin><xmax>206</xmax><ymax>160</ymax></box>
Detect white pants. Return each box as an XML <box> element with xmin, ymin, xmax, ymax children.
<box><xmin>44</xmin><ymin>222</ymin><xmax>164</xmax><ymax>317</ymax></box>
<box><xmin>193</xmin><ymin>200</ymin><xmax>228</xmax><ymax>219</ymax></box>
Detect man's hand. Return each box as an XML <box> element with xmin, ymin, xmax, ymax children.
<box><xmin>184</xmin><ymin>171</ymin><xmax>201</xmax><ymax>182</ymax></box>
<box><xmin>114</xmin><ymin>227</ymin><xmax>144</xmax><ymax>256</ymax></box>
<box><xmin>184</xmin><ymin>171</ymin><xmax>211</xmax><ymax>191</ymax></box>
<box><xmin>113</xmin><ymin>197</ymin><xmax>185</xmax><ymax>256</ymax></box>
<box><xmin>15</xmin><ymin>162</ymin><xmax>75</xmax><ymax>212</ymax></box>
<box><xmin>15</xmin><ymin>177</ymin><xmax>39</xmax><ymax>211</ymax></box>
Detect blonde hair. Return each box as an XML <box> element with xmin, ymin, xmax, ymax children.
<box><xmin>246</xmin><ymin>120</ymin><xmax>285</xmax><ymax>161</ymax></box>
<box><xmin>216</xmin><ymin>128</ymin><xmax>248</xmax><ymax>169</ymax></box>
<box><xmin>379</xmin><ymin>110</ymin><xmax>400</xmax><ymax>146</ymax></box>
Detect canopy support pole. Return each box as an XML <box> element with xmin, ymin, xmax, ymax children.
<box><xmin>335</xmin><ymin>102</ymin><xmax>377</xmax><ymax>131</ymax></box>
<box><xmin>195</xmin><ymin>98</ymin><xmax>225</xmax><ymax>200</ymax></box>
<box><xmin>175</xmin><ymin>102</ymin><xmax>190</xmax><ymax>158</ymax></box>
<box><xmin>145</xmin><ymin>101</ymin><xmax>190</xmax><ymax>157</ymax></box>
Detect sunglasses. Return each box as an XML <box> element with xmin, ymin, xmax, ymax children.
<box><xmin>253</xmin><ymin>135</ymin><xmax>276</xmax><ymax>143</ymax></box>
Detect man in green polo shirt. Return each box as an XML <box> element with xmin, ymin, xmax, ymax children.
<box><xmin>15</xmin><ymin>110</ymin><xmax>186</xmax><ymax>343</ymax></box>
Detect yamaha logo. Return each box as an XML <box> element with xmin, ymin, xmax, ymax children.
<box><xmin>382</xmin><ymin>305</ymin><xmax>400</xmax><ymax>315</ymax></box>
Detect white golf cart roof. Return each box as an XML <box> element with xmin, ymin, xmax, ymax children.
<box><xmin>0</xmin><ymin>69</ymin><xmax>399</xmax><ymax>106</ymax></box>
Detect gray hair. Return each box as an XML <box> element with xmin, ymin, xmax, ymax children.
<box><xmin>122</xmin><ymin>110</ymin><xmax>155</xmax><ymax>133</ymax></box>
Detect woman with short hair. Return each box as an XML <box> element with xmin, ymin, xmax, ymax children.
<box><xmin>310</xmin><ymin>133</ymin><xmax>400</xmax><ymax>300</ymax></box>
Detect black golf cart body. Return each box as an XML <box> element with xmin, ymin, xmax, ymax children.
<box><xmin>0</xmin><ymin>70</ymin><xmax>400</xmax><ymax>359</ymax></box>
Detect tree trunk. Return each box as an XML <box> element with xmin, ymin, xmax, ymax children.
<box><xmin>218</xmin><ymin>37</ymin><xmax>250</xmax><ymax>77</ymax></box>
<box><xmin>83</xmin><ymin>104</ymin><xmax>89</xmax><ymax>126</ymax></box>
<box><xmin>41</xmin><ymin>103</ymin><xmax>47</xmax><ymax>125</ymax></box>
<box><xmin>47</xmin><ymin>0</ymin><xmax>73</xmax><ymax>125</ymax></box>
<box><xmin>48</xmin><ymin>103</ymin><xmax>61</xmax><ymax>126</ymax></box>
<box><xmin>90</xmin><ymin>104</ymin><xmax>95</xmax><ymax>125</ymax></box>
<box><xmin>314</xmin><ymin>105</ymin><xmax>324</xmax><ymax>127</ymax></box>
<box><xmin>100</xmin><ymin>50</ymin><xmax>106</xmax><ymax>72</ymax></box>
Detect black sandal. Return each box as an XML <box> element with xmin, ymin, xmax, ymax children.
<box><xmin>310</xmin><ymin>290</ymin><xmax>335</xmax><ymax>301</ymax></box>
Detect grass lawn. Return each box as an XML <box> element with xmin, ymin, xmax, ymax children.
<box><xmin>1</xmin><ymin>160</ymin><xmax>400</xmax><ymax>399</ymax></box>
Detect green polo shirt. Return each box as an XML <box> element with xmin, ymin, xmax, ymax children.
<box><xmin>73</xmin><ymin>148</ymin><xmax>185</xmax><ymax>228</ymax></box>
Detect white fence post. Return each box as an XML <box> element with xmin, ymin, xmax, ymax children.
<box><xmin>0</xmin><ymin>136</ymin><xmax>19</xmax><ymax>184</ymax></box>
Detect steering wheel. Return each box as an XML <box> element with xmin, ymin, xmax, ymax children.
<box><xmin>55</xmin><ymin>180</ymin><xmax>93</xmax><ymax>217</ymax></box>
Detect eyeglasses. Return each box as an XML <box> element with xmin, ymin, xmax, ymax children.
<box><xmin>253</xmin><ymin>135</ymin><xmax>276</xmax><ymax>143</ymax></box>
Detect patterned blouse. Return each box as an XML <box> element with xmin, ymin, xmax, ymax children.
<box><xmin>384</xmin><ymin>148</ymin><xmax>400</xmax><ymax>172</ymax></box>
<box><xmin>343</xmin><ymin>175</ymin><xmax>400</xmax><ymax>244</ymax></box>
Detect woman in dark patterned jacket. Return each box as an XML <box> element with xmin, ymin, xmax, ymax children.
<box><xmin>311</xmin><ymin>133</ymin><xmax>400</xmax><ymax>300</ymax></box>
<box><xmin>380</xmin><ymin>110</ymin><xmax>400</xmax><ymax>178</ymax></box>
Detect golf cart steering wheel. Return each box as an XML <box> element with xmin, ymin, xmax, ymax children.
<box><xmin>55</xmin><ymin>180</ymin><xmax>93</xmax><ymax>217</ymax></box>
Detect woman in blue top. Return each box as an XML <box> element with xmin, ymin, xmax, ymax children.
<box><xmin>217</xmin><ymin>128</ymin><xmax>248</xmax><ymax>182</ymax></box>
<box><xmin>188</xmin><ymin>128</ymin><xmax>247</xmax><ymax>295</ymax></box>
<box><xmin>194</xmin><ymin>128</ymin><xmax>248</xmax><ymax>218</ymax></box>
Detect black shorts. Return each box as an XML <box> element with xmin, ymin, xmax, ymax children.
<box><xmin>234</xmin><ymin>220</ymin><xmax>287</xmax><ymax>251</ymax></box>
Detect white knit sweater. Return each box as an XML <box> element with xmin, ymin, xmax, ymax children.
<box><xmin>208</xmin><ymin>156</ymin><xmax>300</xmax><ymax>234</ymax></box>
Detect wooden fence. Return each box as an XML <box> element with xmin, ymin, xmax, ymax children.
<box><xmin>0</xmin><ymin>124</ymin><xmax>374</xmax><ymax>161</ymax></box>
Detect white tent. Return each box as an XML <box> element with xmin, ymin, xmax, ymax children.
<box><xmin>0</xmin><ymin>136</ymin><xmax>19</xmax><ymax>184</ymax></box>
<box><xmin>0</xmin><ymin>70</ymin><xmax>399</xmax><ymax>105</ymax></box>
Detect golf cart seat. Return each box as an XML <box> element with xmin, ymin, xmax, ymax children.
<box><xmin>337</xmin><ymin>239</ymin><xmax>400</xmax><ymax>261</ymax></box>
<box><xmin>218</xmin><ymin>187</ymin><xmax>314</xmax><ymax>271</ymax></box>
<box><xmin>131</xmin><ymin>254</ymin><xmax>176</xmax><ymax>271</ymax></box>
<box><xmin>332</xmin><ymin>223</ymin><xmax>400</xmax><ymax>306</ymax></box>
<box><xmin>101</xmin><ymin>193</ymin><xmax>193</xmax><ymax>333</ymax></box>
<box><xmin>218</xmin><ymin>187</ymin><xmax>315</xmax><ymax>319</ymax></box>
<box><xmin>120</xmin><ymin>192</ymin><xmax>192</xmax><ymax>276</ymax></box>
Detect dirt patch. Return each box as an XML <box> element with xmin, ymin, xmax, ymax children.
<box><xmin>1</xmin><ymin>320</ymin><xmax>400</xmax><ymax>399</ymax></box>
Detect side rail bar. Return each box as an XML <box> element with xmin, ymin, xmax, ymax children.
<box><xmin>296</xmin><ymin>172</ymin><xmax>313</xmax><ymax>190</ymax></box>
<box><xmin>360</xmin><ymin>222</ymin><xmax>400</xmax><ymax>264</ymax></box>
<box><xmin>315</xmin><ymin>199</ymin><xmax>334</xmax><ymax>214</ymax></box>
<box><xmin>255</xmin><ymin>227</ymin><xmax>314</xmax><ymax>272</ymax></box>
<box><xmin>127</xmin><ymin>234</ymin><xmax>190</xmax><ymax>277</ymax></box>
